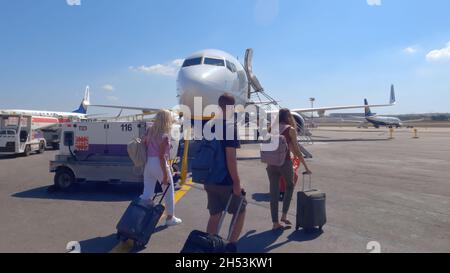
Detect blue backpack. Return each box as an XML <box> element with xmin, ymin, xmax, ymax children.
<box><xmin>191</xmin><ymin>138</ymin><xmax>228</xmax><ymax>185</ymax></box>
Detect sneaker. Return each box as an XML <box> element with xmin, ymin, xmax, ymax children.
<box><xmin>165</xmin><ymin>216</ymin><xmax>182</xmax><ymax>227</ymax></box>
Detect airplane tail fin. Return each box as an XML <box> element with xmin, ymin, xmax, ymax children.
<box><xmin>364</xmin><ymin>98</ymin><xmax>374</xmax><ymax>117</ymax></box>
<box><xmin>72</xmin><ymin>86</ymin><xmax>90</xmax><ymax>114</ymax></box>
<box><xmin>390</xmin><ymin>84</ymin><xmax>396</xmax><ymax>105</ymax></box>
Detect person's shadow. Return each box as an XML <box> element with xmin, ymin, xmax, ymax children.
<box><xmin>12</xmin><ymin>182</ymin><xmax>143</xmax><ymax>202</ymax></box>
<box><xmin>0</xmin><ymin>155</ymin><xmax>17</xmax><ymax>160</ymax></box>
<box><xmin>252</xmin><ymin>193</ymin><xmax>271</xmax><ymax>203</ymax></box>
<box><xmin>238</xmin><ymin>228</ymin><xmax>323</xmax><ymax>253</ymax></box>
<box><xmin>76</xmin><ymin>225</ymin><xmax>169</xmax><ymax>253</ymax></box>
<box><xmin>76</xmin><ymin>234</ymin><xmax>119</xmax><ymax>253</ymax></box>
<box><xmin>238</xmin><ymin>228</ymin><xmax>286</xmax><ymax>253</ymax></box>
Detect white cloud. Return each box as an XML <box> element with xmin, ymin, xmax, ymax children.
<box><xmin>426</xmin><ymin>42</ymin><xmax>450</xmax><ymax>61</ymax></box>
<box><xmin>367</xmin><ymin>0</ymin><xmax>382</xmax><ymax>6</ymax></box>
<box><xmin>130</xmin><ymin>59</ymin><xmax>184</xmax><ymax>77</ymax></box>
<box><xmin>106</xmin><ymin>96</ymin><xmax>119</xmax><ymax>101</ymax></box>
<box><xmin>66</xmin><ymin>0</ymin><xmax>81</xmax><ymax>6</ymax></box>
<box><xmin>102</xmin><ymin>84</ymin><xmax>115</xmax><ymax>92</ymax></box>
<box><xmin>404</xmin><ymin>46</ymin><xmax>418</xmax><ymax>54</ymax></box>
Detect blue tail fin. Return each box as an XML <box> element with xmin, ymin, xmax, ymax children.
<box><xmin>364</xmin><ymin>99</ymin><xmax>373</xmax><ymax>117</ymax></box>
<box><xmin>390</xmin><ymin>84</ymin><xmax>396</xmax><ymax>104</ymax></box>
<box><xmin>73</xmin><ymin>103</ymin><xmax>87</xmax><ymax>114</ymax></box>
<box><xmin>72</xmin><ymin>86</ymin><xmax>90</xmax><ymax>114</ymax></box>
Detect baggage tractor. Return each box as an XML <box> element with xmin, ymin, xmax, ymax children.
<box><xmin>296</xmin><ymin>173</ymin><xmax>326</xmax><ymax>232</ymax></box>
<box><xmin>116</xmin><ymin>184</ymin><xmax>170</xmax><ymax>248</ymax></box>
<box><xmin>181</xmin><ymin>193</ymin><xmax>245</xmax><ymax>253</ymax></box>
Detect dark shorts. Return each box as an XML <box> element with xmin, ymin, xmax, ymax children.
<box><xmin>204</xmin><ymin>185</ymin><xmax>247</xmax><ymax>216</ymax></box>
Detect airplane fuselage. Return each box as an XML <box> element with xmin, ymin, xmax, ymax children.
<box><xmin>0</xmin><ymin>110</ymin><xmax>85</xmax><ymax>119</ymax></box>
<box><xmin>366</xmin><ymin>115</ymin><xmax>402</xmax><ymax>128</ymax></box>
<box><xmin>0</xmin><ymin>110</ymin><xmax>85</xmax><ymax>130</ymax></box>
<box><xmin>0</xmin><ymin>86</ymin><xmax>89</xmax><ymax>130</ymax></box>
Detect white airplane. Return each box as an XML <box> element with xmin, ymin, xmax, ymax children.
<box><xmin>0</xmin><ymin>86</ymin><xmax>90</xmax><ymax>130</ymax></box>
<box><xmin>91</xmin><ymin>49</ymin><xmax>396</xmax><ymax>133</ymax></box>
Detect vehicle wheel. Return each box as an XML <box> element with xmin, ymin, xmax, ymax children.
<box><xmin>54</xmin><ymin>168</ymin><xmax>75</xmax><ymax>191</ymax></box>
<box><xmin>37</xmin><ymin>142</ymin><xmax>45</xmax><ymax>154</ymax></box>
<box><xmin>23</xmin><ymin>145</ymin><xmax>31</xmax><ymax>157</ymax></box>
<box><xmin>52</xmin><ymin>143</ymin><xmax>59</xmax><ymax>150</ymax></box>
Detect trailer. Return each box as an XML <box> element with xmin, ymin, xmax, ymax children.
<box><xmin>0</xmin><ymin>114</ymin><xmax>47</xmax><ymax>156</ymax></box>
<box><xmin>49</xmin><ymin>120</ymin><xmax>180</xmax><ymax>190</ymax></box>
<box><xmin>42</xmin><ymin>127</ymin><xmax>62</xmax><ymax>150</ymax></box>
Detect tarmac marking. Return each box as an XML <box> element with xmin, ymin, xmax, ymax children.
<box><xmin>109</xmin><ymin>180</ymin><xmax>193</xmax><ymax>253</ymax></box>
<box><xmin>174</xmin><ymin>179</ymin><xmax>193</xmax><ymax>204</ymax></box>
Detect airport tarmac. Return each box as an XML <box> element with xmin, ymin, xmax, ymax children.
<box><xmin>0</xmin><ymin>127</ymin><xmax>449</xmax><ymax>253</ymax></box>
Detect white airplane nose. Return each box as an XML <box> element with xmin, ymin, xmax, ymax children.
<box><xmin>177</xmin><ymin>66</ymin><xmax>228</xmax><ymax>116</ymax></box>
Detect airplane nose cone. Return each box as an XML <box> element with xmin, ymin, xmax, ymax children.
<box><xmin>177</xmin><ymin>66</ymin><xmax>228</xmax><ymax>117</ymax></box>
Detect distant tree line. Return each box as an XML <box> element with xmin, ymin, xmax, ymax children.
<box><xmin>393</xmin><ymin>113</ymin><xmax>450</xmax><ymax>122</ymax></box>
<box><xmin>431</xmin><ymin>114</ymin><xmax>450</xmax><ymax>121</ymax></box>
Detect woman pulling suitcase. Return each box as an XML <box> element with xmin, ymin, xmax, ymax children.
<box><xmin>140</xmin><ymin>109</ymin><xmax>182</xmax><ymax>227</ymax></box>
<box><xmin>266</xmin><ymin>109</ymin><xmax>312</xmax><ymax>230</ymax></box>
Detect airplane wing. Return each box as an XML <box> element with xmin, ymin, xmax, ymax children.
<box><xmin>89</xmin><ymin>104</ymin><xmax>160</xmax><ymax>114</ymax></box>
<box><xmin>84</xmin><ymin>113</ymin><xmax>108</xmax><ymax>118</ymax></box>
<box><xmin>291</xmin><ymin>85</ymin><xmax>396</xmax><ymax>116</ymax></box>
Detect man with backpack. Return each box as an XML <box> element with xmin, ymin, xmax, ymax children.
<box><xmin>192</xmin><ymin>93</ymin><xmax>247</xmax><ymax>252</ymax></box>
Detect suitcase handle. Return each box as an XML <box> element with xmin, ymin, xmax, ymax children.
<box><xmin>217</xmin><ymin>190</ymin><xmax>246</xmax><ymax>241</ymax></box>
<box><xmin>153</xmin><ymin>183</ymin><xmax>171</xmax><ymax>205</ymax></box>
<box><xmin>302</xmin><ymin>173</ymin><xmax>312</xmax><ymax>192</ymax></box>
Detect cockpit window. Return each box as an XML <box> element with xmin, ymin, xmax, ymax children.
<box><xmin>204</xmin><ymin>58</ymin><xmax>225</xmax><ymax>67</ymax></box>
<box><xmin>182</xmin><ymin>57</ymin><xmax>202</xmax><ymax>67</ymax></box>
<box><xmin>226</xmin><ymin>60</ymin><xmax>237</xmax><ymax>73</ymax></box>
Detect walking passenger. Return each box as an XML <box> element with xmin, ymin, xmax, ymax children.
<box><xmin>140</xmin><ymin>109</ymin><xmax>182</xmax><ymax>227</ymax></box>
<box><xmin>204</xmin><ymin>93</ymin><xmax>247</xmax><ymax>252</ymax></box>
<box><xmin>266</xmin><ymin>109</ymin><xmax>311</xmax><ymax>230</ymax></box>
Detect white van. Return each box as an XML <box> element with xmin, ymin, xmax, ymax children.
<box><xmin>0</xmin><ymin>114</ymin><xmax>46</xmax><ymax>156</ymax></box>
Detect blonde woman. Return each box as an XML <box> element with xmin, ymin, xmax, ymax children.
<box><xmin>140</xmin><ymin>109</ymin><xmax>182</xmax><ymax>226</ymax></box>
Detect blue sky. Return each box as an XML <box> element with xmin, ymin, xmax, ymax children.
<box><xmin>1</xmin><ymin>0</ymin><xmax>450</xmax><ymax>114</ymax></box>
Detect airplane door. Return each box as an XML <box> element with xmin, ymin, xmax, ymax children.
<box><xmin>244</xmin><ymin>48</ymin><xmax>264</xmax><ymax>94</ymax></box>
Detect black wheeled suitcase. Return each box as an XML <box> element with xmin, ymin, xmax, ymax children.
<box><xmin>296</xmin><ymin>173</ymin><xmax>326</xmax><ymax>232</ymax></box>
<box><xmin>181</xmin><ymin>193</ymin><xmax>245</xmax><ymax>253</ymax></box>
<box><xmin>116</xmin><ymin>184</ymin><xmax>170</xmax><ymax>248</ymax></box>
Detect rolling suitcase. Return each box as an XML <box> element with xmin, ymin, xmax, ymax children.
<box><xmin>180</xmin><ymin>193</ymin><xmax>245</xmax><ymax>253</ymax></box>
<box><xmin>296</xmin><ymin>173</ymin><xmax>326</xmax><ymax>232</ymax></box>
<box><xmin>116</xmin><ymin>183</ymin><xmax>171</xmax><ymax>248</ymax></box>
